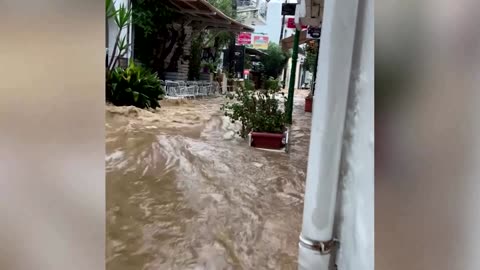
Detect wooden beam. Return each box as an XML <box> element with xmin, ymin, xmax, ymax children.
<box><xmin>168</xmin><ymin>0</ymin><xmax>189</xmax><ymax>12</ymax></box>
<box><xmin>191</xmin><ymin>17</ymin><xmax>232</xmax><ymax>25</ymax></box>
<box><xmin>185</xmin><ymin>10</ymin><xmax>217</xmax><ymax>16</ymax></box>
<box><xmin>168</xmin><ymin>0</ymin><xmax>253</xmax><ymax>32</ymax></box>
<box><xmin>205</xmin><ymin>26</ymin><xmax>246</xmax><ymax>32</ymax></box>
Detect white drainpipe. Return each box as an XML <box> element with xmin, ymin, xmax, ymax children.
<box><xmin>297</xmin><ymin>0</ymin><xmax>360</xmax><ymax>269</ymax></box>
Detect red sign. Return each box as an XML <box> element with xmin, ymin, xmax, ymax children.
<box><xmin>286</xmin><ymin>17</ymin><xmax>307</xmax><ymax>29</ymax></box>
<box><xmin>237</xmin><ymin>32</ymin><xmax>252</xmax><ymax>45</ymax></box>
<box><xmin>244</xmin><ymin>69</ymin><xmax>250</xmax><ymax>75</ymax></box>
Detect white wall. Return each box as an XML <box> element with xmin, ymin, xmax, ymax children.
<box><xmin>335</xmin><ymin>0</ymin><xmax>374</xmax><ymax>269</ymax></box>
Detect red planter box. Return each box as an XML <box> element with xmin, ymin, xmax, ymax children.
<box><xmin>250</xmin><ymin>132</ymin><xmax>285</xmax><ymax>150</ymax></box>
<box><xmin>305</xmin><ymin>97</ymin><xmax>313</xmax><ymax>112</ymax></box>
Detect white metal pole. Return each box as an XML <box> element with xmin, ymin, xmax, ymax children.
<box><xmin>335</xmin><ymin>0</ymin><xmax>374</xmax><ymax>268</ymax></box>
<box><xmin>298</xmin><ymin>0</ymin><xmax>360</xmax><ymax>269</ymax></box>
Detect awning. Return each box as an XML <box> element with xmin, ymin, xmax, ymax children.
<box><xmin>167</xmin><ymin>0</ymin><xmax>254</xmax><ymax>32</ymax></box>
<box><xmin>246</xmin><ymin>47</ymin><xmax>268</xmax><ymax>58</ymax></box>
<box><xmin>280</xmin><ymin>30</ymin><xmax>314</xmax><ymax>51</ymax></box>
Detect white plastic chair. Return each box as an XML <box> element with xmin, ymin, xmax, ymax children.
<box><xmin>165</xmin><ymin>80</ymin><xmax>180</xmax><ymax>97</ymax></box>
<box><xmin>176</xmin><ymin>81</ymin><xmax>196</xmax><ymax>98</ymax></box>
<box><xmin>198</xmin><ymin>81</ymin><xmax>210</xmax><ymax>97</ymax></box>
<box><xmin>187</xmin><ymin>81</ymin><xmax>200</xmax><ymax>97</ymax></box>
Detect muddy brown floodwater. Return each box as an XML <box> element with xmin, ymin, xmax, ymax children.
<box><xmin>106</xmin><ymin>90</ymin><xmax>312</xmax><ymax>270</ymax></box>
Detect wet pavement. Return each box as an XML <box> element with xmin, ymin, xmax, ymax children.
<box><xmin>106</xmin><ymin>90</ymin><xmax>312</xmax><ymax>270</ymax></box>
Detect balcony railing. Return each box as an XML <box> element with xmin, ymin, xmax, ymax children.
<box><xmin>236</xmin><ymin>0</ymin><xmax>267</xmax><ymax>25</ymax></box>
<box><xmin>237</xmin><ymin>0</ymin><xmax>257</xmax><ymax>8</ymax></box>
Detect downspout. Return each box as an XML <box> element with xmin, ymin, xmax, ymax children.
<box><xmin>106</xmin><ymin>14</ymin><xmax>109</xmax><ymax>67</ymax></box>
<box><xmin>311</xmin><ymin>39</ymin><xmax>320</xmax><ymax>95</ymax></box>
<box><xmin>128</xmin><ymin>0</ymin><xmax>134</xmax><ymax>61</ymax></box>
<box><xmin>279</xmin><ymin>0</ymin><xmax>287</xmax><ymax>43</ymax></box>
<box><xmin>279</xmin><ymin>0</ymin><xmax>288</xmax><ymax>89</ymax></box>
<box><xmin>228</xmin><ymin>0</ymin><xmax>238</xmax><ymax>77</ymax></box>
<box><xmin>297</xmin><ymin>0</ymin><xmax>359</xmax><ymax>269</ymax></box>
<box><xmin>126</xmin><ymin>0</ymin><xmax>131</xmax><ymax>62</ymax></box>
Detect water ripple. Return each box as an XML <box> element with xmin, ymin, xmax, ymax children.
<box><xmin>107</xmin><ymin>92</ymin><xmax>312</xmax><ymax>269</ymax></box>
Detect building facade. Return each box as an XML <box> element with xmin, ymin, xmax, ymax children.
<box><xmin>236</xmin><ymin>0</ymin><xmax>269</xmax><ymax>26</ymax></box>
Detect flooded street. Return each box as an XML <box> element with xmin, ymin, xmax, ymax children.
<box><xmin>106</xmin><ymin>91</ymin><xmax>312</xmax><ymax>270</ymax></box>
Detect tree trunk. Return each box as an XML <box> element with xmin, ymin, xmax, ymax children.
<box><xmin>162</xmin><ymin>25</ymin><xmax>180</xmax><ymax>70</ymax></box>
<box><xmin>166</xmin><ymin>24</ymin><xmax>186</xmax><ymax>72</ymax></box>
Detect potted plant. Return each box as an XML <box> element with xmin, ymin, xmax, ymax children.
<box><xmin>222</xmin><ymin>87</ymin><xmax>289</xmax><ymax>150</ymax></box>
<box><xmin>305</xmin><ymin>91</ymin><xmax>313</xmax><ymax>112</ymax></box>
<box><xmin>106</xmin><ymin>61</ymin><xmax>165</xmax><ymax>109</ymax></box>
<box><xmin>201</xmin><ymin>62</ymin><xmax>209</xmax><ymax>73</ymax></box>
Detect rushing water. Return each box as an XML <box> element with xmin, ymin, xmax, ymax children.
<box><xmin>106</xmin><ymin>91</ymin><xmax>312</xmax><ymax>270</ymax></box>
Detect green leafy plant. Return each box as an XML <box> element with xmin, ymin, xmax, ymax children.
<box><xmin>106</xmin><ymin>0</ymin><xmax>116</xmax><ymax>18</ymax></box>
<box><xmin>264</xmin><ymin>78</ymin><xmax>280</xmax><ymax>91</ymax></box>
<box><xmin>207</xmin><ymin>0</ymin><xmax>235</xmax><ymax>18</ymax></box>
<box><xmin>106</xmin><ymin>61</ymin><xmax>165</xmax><ymax>109</ymax></box>
<box><xmin>202</xmin><ymin>61</ymin><xmax>216</xmax><ymax>73</ymax></box>
<box><xmin>221</xmin><ymin>87</ymin><xmax>288</xmax><ymax>138</ymax></box>
<box><xmin>305</xmin><ymin>40</ymin><xmax>319</xmax><ymax>73</ymax></box>
<box><xmin>106</xmin><ymin>0</ymin><xmax>132</xmax><ymax>71</ymax></box>
<box><xmin>244</xmin><ymin>79</ymin><xmax>255</xmax><ymax>91</ymax></box>
<box><xmin>260</xmin><ymin>43</ymin><xmax>290</xmax><ymax>79</ymax></box>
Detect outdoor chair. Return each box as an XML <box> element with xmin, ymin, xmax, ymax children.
<box><xmin>212</xmin><ymin>82</ymin><xmax>220</xmax><ymax>95</ymax></box>
<box><xmin>176</xmin><ymin>81</ymin><xmax>196</xmax><ymax>98</ymax></box>
<box><xmin>165</xmin><ymin>80</ymin><xmax>180</xmax><ymax>97</ymax></box>
<box><xmin>198</xmin><ymin>81</ymin><xmax>211</xmax><ymax>97</ymax></box>
<box><xmin>195</xmin><ymin>81</ymin><xmax>208</xmax><ymax>97</ymax></box>
<box><xmin>186</xmin><ymin>81</ymin><xmax>200</xmax><ymax>96</ymax></box>
<box><xmin>205</xmin><ymin>82</ymin><xmax>213</xmax><ymax>96</ymax></box>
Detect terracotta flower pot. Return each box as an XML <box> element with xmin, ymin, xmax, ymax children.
<box><xmin>250</xmin><ymin>132</ymin><xmax>285</xmax><ymax>150</ymax></box>
<box><xmin>305</xmin><ymin>97</ymin><xmax>313</xmax><ymax>112</ymax></box>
